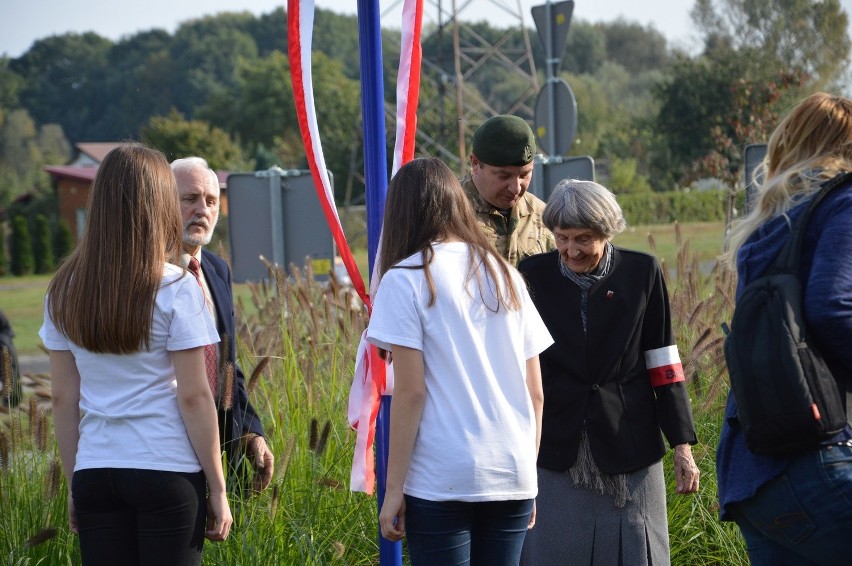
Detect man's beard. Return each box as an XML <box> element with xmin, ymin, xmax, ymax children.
<box><xmin>183</xmin><ymin>218</ymin><xmax>216</xmax><ymax>247</ymax></box>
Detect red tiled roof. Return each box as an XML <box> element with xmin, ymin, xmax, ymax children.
<box><xmin>44</xmin><ymin>165</ymin><xmax>231</xmax><ymax>189</ymax></box>
<box><xmin>76</xmin><ymin>142</ymin><xmax>126</xmax><ymax>163</ymax></box>
<box><xmin>44</xmin><ymin>165</ymin><xmax>99</xmax><ymax>183</ymax></box>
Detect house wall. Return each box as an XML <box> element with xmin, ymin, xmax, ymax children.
<box><xmin>57</xmin><ymin>179</ymin><xmax>91</xmax><ymax>241</ymax></box>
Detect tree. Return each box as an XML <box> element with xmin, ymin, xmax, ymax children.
<box><xmin>32</xmin><ymin>214</ymin><xmax>53</xmax><ymax>274</ymax></box>
<box><xmin>0</xmin><ymin>109</ymin><xmax>38</xmax><ymax>180</ymax></box>
<box><xmin>37</xmin><ymin>123</ymin><xmax>71</xmax><ymax>165</ymax></box>
<box><xmin>0</xmin><ymin>57</ymin><xmax>22</xmax><ymax>109</ymax></box>
<box><xmin>608</xmin><ymin>157</ymin><xmax>653</xmax><ymax>194</ymax></box>
<box><xmin>691</xmin><ymin>0</ymin><xmax>850</xmax><ymax>89</ymax></box>
<box><xmin>646</xmin><ymin>0</ymin><xmax>852</xmax><ymax>187</ymax></box>
<box><xmin>141</xmin><ymin>109</ymin><xmax>248</xmax><ymax>170</ymax></box>
<box><xmin>598</xmin><ymin>19</ymin><xmax>670</xmax><ymax>74</ymax></box>
<box><xmin>200</xmin><ymin>51</ymin><xmax>361</xmax><ymax>200</ymax></box>
<box><xmin>52</xmin><ymin>219</ymin><xmax>73</xmax><ymax>266</ymax></box>
<box><xmin>697</xmin><ymin>72</ymin><xmax>805</xmax><ymax>187</ymax></box>
<box><xmin>86</xmin><ymin>30</ymin><xmax>178</xmax><ymax>141</ymax></box>
<box><xmin>561</xmin><ymin>22</ymin><xmax>607</xmax><ymax>75</ymax></box>
<box><xmin>168</xmin><ymin>14</ymin><xmax>259</xmax><ymax>115</ymax></box>
<box><xmin>10</xmin><ymin>33</ymin><xmax>113</xmax><ymax>142</ymax></box>
<box><xmin>9</xmin><ymin>215</ymin><xmax>33</xmax><ymax>276</ymax></box>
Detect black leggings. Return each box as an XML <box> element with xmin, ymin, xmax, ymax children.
<box><xmin>72</xmin><ymin>468</ymin><xmax>207</xmax><ymax>566</ymax></box>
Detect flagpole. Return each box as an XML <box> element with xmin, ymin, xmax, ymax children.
<box><xmin>357</xmin><ymin>1</ymin><xmax>402</xmax><ymax>565</ymax></box>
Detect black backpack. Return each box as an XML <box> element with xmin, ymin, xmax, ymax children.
<box><xmin>722</xmin><ymin>172</ymin><xmax>852</xmax><ymax>456</ymax></box>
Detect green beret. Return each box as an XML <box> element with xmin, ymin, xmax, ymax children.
<box><xmin>472</xmin><ymin>115</ymin><xmax>536</xmax><ymax>166</ymax></box>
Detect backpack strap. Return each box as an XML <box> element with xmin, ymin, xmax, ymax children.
<box><xmin>771</xmin><ymin>171</ymin><xmax>852</xmax><ymax>274</ymax></box>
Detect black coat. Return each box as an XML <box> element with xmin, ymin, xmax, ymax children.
<box><xmin>201</xmin><ymin>249</ymin><xmax>265</xmax><ymax>459</ymax></box>
<box><xmin>519</xmin><ymin>248</ymin><xmax>697</xmax><ymax>475</ymax></box>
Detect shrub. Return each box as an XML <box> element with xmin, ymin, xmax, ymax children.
<box><xmin>32</xmin><ymin>215</ymin><xmax>53</xmax><ymax>274</ymax></box>
<box><xmin>619</xmin><ymin>190</ymin><xmax>728</xmax><ymax>225</ymax></box>
<box><xmin>9</xmin><ymin>215</ymin><xmax>33</xmax><ymax>276</ymax></box>
<box><xmin>52</xmin><ymin>219</ymin><xmax>73</xmax><ymax>267</ymax></box>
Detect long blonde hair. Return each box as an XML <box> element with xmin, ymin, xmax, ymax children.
<box><xmin>723</xmin><ymin>92</ymin><xmax>852</xmax><ymax>268</ymax></box>
<box><xmin>377</xmin><ymin>157</ymin><xmax>520</xmax><ymax>311</ymax></box>
<box><xmin>47</xmin><ymin>144</ymin><xmax>183</xmax><ymax>353</ymax></box>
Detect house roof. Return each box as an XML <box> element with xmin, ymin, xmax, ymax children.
<box><xmin>75</xmin><ymin>142</ymin><xmax>126</xmax><ymax>163</ymax></box>
<box><xmin>44</xmin><ymin>164</ymin><xmax>230</xmax><ymax>189</ymax></box>
<box><xmin>43</xmin><ymin>165</ymin><xmax>99</xmax><ymax>183</ymax></box>
<box><xmin>44</xmin><ymin>141</ymin><xmax>232</xmax><ymax>187</ymax></box>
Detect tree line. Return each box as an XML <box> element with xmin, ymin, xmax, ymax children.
<box><xmin>0</xmin><ymin>1</ymin><xmax>849</xmax><ymax>244</ymax></box>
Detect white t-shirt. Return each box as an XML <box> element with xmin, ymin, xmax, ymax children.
<box><xmin>39</xmin><ymin>263</ymin><xmax>220</xmax><ymax>473</ymax></box>
<box><xmin>367</xmin><ymin>241</ymin><xmax>553</xmax><ymax>502</ymax></box>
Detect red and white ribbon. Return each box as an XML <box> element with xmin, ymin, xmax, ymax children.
<box><xmin>391</xmin><ymin>0</ymin><xmax>423</xmax><ymax>175</ymax></box>
<box><xmin>288</xmin><ymin>0</ymin><xmax>423</xmax><ymax>495</ymax></box>
<box><xmin>287</xmin><ymin>0</ymin><xmax>369</xmax><ymax>307</ymax></box>
<box><xmin>644</xmin><ymin>345</ymin><xmax>686</xmax><ymax>388</ymax></box>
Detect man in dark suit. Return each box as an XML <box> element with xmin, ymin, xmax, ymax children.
<box><xmin>171</xmin><ymin>157</ymin><xmax>274</xmax><ymax>493</ymax></box>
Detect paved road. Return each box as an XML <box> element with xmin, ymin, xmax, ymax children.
<box><xmin>19</xmin><ymin>353</ymin><xmax>50</xmax><ymax>376</ymax></box>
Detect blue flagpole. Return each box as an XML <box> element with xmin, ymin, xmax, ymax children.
<box><xmin>357</xmin><ymin>1</ymin><xmax>402</xmax><ymax>565</ymax></box>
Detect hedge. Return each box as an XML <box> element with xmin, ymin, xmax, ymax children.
<box><xmin>618</xmin><ymin>189</ymin><xmax>746</xmax><ymax>225</ymax></box>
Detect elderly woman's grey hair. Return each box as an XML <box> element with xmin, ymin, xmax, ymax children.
<box><xmin>543</xmin><ymin>179</ymin><xmax>627</xmax><ymax>239</ymax></box>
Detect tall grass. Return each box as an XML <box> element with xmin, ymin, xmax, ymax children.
<box><xmin>0</xmin><ymin>368</ymin><xmax>75</xmax><ymax>563</ymax></box>
<box><xmin>1</xmin><ymin>237</ymin><xmax>749</xmax><ymax>564</ymax></box>
<box><xmin>662</xmin><ymin>225</ymin><xmax>747</xmax><ymax>564</ymax></box>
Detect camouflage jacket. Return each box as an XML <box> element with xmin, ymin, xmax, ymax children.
<box><xmin>462</xmin><ymin>176</ymin><xmax>555</xmax><ymax>266</ymax></box>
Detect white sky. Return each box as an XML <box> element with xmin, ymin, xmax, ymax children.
<box><xmin>3</xmin><ymin>1</ymin><xmax>851</xmax><ymax>62</ymax></box>
<box><xmin>0</xmin><ymin>0</ymin><xmax>702</xmax><ymax>59</ymax></box>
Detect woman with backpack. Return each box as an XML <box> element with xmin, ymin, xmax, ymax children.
<box><xmin>717</xmin><ymin>92</ymin><xmax>852</xmax><ymax>565</ymax></box>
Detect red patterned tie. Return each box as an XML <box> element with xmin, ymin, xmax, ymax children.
<box><xmin>187</xmin><ymin>257</ymin><xmax>219</xmax><ymax>396</ymax></box>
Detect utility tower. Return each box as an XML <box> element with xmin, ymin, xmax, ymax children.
<box><xmin>382</xmin><ymin>0</ymin><xmax>539</xmax><ymax>174</ymax></box>
<box><xmin>342</xmin><ymin>1</ymin><xmax>539</xmax><ymax>206</ymax></box>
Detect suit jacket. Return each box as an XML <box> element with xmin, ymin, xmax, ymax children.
<box><xmin>201</xmin><ymin>249</ymin><xmax>265</xmax><ymax>459</ymax></box>
<box><xmin>519</xmin><ymin>248</ymin><xmax>697</xmax><ymax>475</ymax></box>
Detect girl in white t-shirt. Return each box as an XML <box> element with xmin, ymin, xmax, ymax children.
<box><xmin>39</xmin><ymin>145</ymin><xmax>231</xmax><ymax>565</ymax></box>
<box><xmin>367</xmin><ymin>157</ymin><xmax>553</xmax><ymax>565</ymax></box>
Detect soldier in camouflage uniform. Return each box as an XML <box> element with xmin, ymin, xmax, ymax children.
<box><xmin>462</xmin><ymin>115</ymin><xmax>555</xmax><ymax>266</ymax></box>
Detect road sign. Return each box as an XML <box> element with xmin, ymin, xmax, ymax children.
<box><xmin>228</xmin><ymin>168</ymin><xmax>336</xmax><ymax>283</ymax></box>
<box><xmin>534</xmin><ymin>78</ymin><xmax>577</xmax><ymax>156</ymax></box>
<box><xmin>531</xmin><ymin>1</ymin><xmax>574</xmax><ymax>73</ymax></box>
<box><xmin>744</xmin><ymin>144</ymin><xmax>767</xmax><ymax>214</ymax></box>
<box><xmin>529</xmin><ymin>154</ymin><xmax>595</xmax><ymax>201</ymax></box>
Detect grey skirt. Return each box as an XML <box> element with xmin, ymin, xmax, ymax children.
<box><xmin>521</xmin><ymin>461</ymin><xmax>670</xmax><ymax>566</ymax></box>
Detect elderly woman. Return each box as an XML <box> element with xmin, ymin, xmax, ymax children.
<box><xmin>519</xmin><ymin>179</ymin><xmax>699</xmax><ymax>565</ymax></box>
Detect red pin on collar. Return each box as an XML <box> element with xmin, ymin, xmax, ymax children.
<box><xmin>606</xmin><ymin>290</ymin><xmax>614</xmax><ymax>299</ymax></box>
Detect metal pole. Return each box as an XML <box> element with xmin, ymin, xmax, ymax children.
<box><xmin>545</xmin><ymin>0</ymin><xmax>557</xmax><ymax>157</ymax></box>
<box><xmin>263</xmin><ymin>167</ymin><xmax>286</xmax><ymax>269</ymax></box>
<box><xmin>357</xmin><ymin>1</ymin><xmax>401</xmax><ymax>564</ymax></box>
<box><xmin>452</xmin><ymin>0</ymin><xmax>467</xmax><ymax>176</ymax></box>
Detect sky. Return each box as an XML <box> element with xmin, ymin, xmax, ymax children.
<box><xmin>3</xmin><ymin>1</ymin><xmax>852</xmax><ymax>61</ymax></box>
<box><xmin>0</xmin><ymin>0</ymin><xmax>703</xmax><ymax>59</ymax></box>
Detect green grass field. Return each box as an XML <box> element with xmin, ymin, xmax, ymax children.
<box><xmin>0</xmin><ymin>273</ymin><xmax>52</xmax><ymax>355</ymax></box>
<box><xmin>1</xmin><ymin>222</ymin><xmax>726</xmax><ymax>357</ymax></box>
<box><xmin>0</xmin><ymin>221</ymin><xmax>746</xmax><ymax>564</ymax></box>
<box><xmin>614</xmin><ymin>221</ymin><xmax>726</xmax><ymax>265</ymax></box>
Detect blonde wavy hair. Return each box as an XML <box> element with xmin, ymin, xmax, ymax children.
<box><xmin>723</xmin><ymin>92</ymin><xmax>852</xmax><ymax>268</ymax></box>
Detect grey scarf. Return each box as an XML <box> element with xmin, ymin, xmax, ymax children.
<box><xmin>558</xmin><ymin>242</ymin><xmax>613</xmax><ymax>333</ymax></box>
<box><xmin>559</xmin><ymin>243</ymin><xmax>630</xmax><ymax>507</ymax></box>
